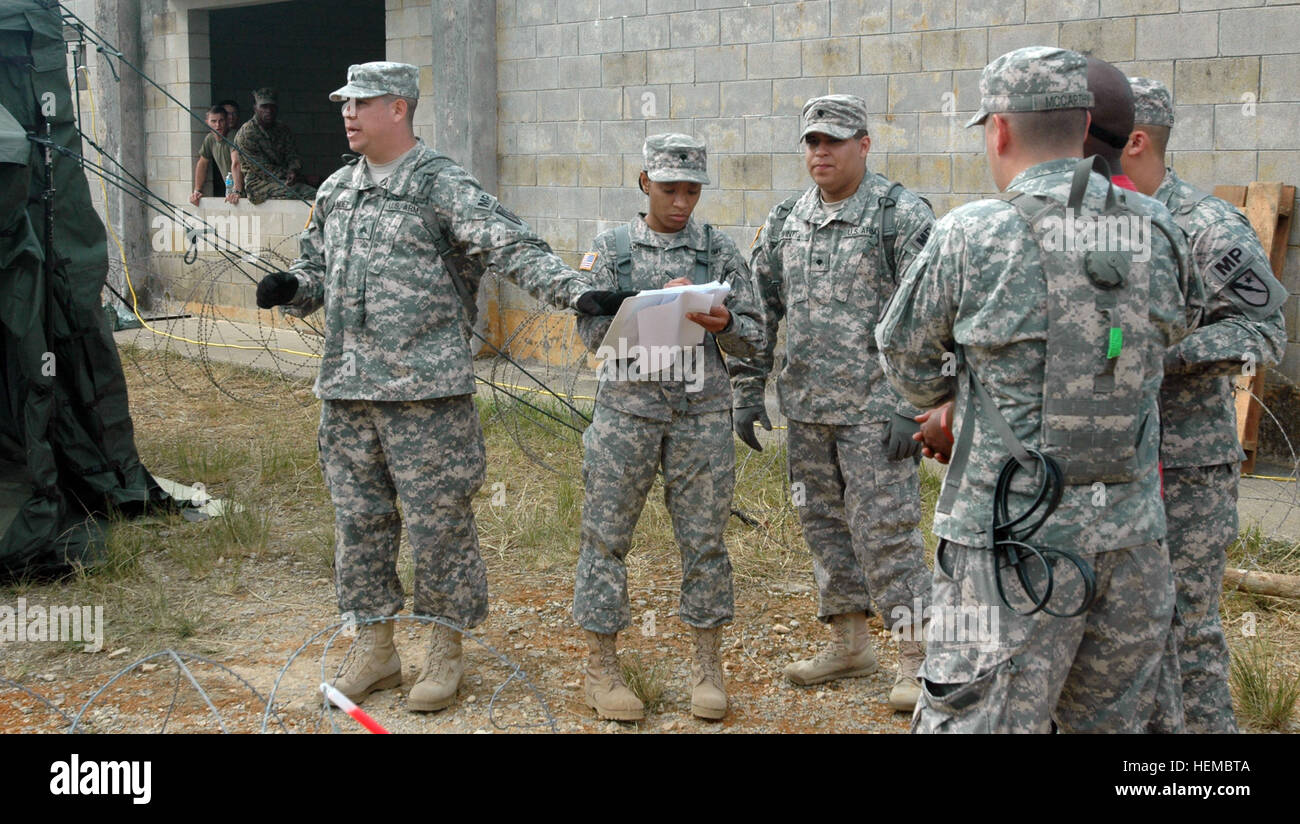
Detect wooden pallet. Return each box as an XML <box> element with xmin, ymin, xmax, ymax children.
<box><xmin>1211</xmin><ymin>182</ymin><xmax>1295</xmax><ymax>474</ymax></box>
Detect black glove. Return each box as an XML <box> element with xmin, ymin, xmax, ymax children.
<box><xmin>734</xmin><ymin>405</ymin><xmax>772</xmax><ymax>452</ymax></box>
<box><xmin>882</xmin><ymin>411</ymin><xmax>922</xmax><ymax>462</ymax></box>
<box><xmin>575</xmin><ymin>290</ymin><xmax>636</xmax><ymax>316</ymax></box>
<box><xmin>256</xmin><ymin>271</ymin><xmax>299</xmax><ymax>309</ymax></box>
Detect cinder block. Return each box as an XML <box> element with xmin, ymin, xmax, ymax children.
<box><xmin>861</xmin><ymin>34</ymin><xmax>923</xmax><ymax>76</ymax></box>
<box><xmin>537</xmin><ymin>89</ymin><xmax>580</xmax><ymax>121</ymax></box>
<box><xmin>1214</xmin><ymin>102</ymin><xmax>1300</xmax><ymax>152</ymax></box>
<box><xmin>624</xmin><ymin>15</ymin><xmax>670</xmax><ymax>51</ymax></box>
<box><xmin>889</xmin><ymin>71</ymin><xmax>952</xmax><ymax>113</ymax></box>
<box><xmin>580</xmin><ymin>87</ymin><xmax>623</xmax><ymax>120</ymax></box>
<box><xmin>518</xmin><ymin>122</ymin><xmax>560</xmax><ymax>153</ymax></box>
<box><xmin>670</xmin><ymin>83</ymin><xmax>719</xmax><ymax>118</ymax></box>
<box><xmin>914</xmin><ymin>154</ymin><xmax>952</xmax><ymax>192</ymax></box>
<box><xmin>825</xmin><ymin>0</ymin><xmax>888</xmax><ymax>34</ymax></box>
<box><xmin>952</xmin><ymin>152</ymin><xmax>994</xmax><ymax>193</ymax></box>
<box><xmin>697</xmin><ymin>118</ymin><xmax>745</xmax><ymax>153</ymax></box>
<box><xmin>646</xmin><ymin>0</ymin><xmax>692</xmax><ymax>13</ymax></box>
<box><xmin>1099</xmin><ymin>0</ymin><xmax>1176</xmax><ymax>14</ymax></box>
<box><xmin>719</xmin><ymin>154</ymin><xmax>772</xmax><ymax>190</ymax></box>
<box><xmin>1220</xmin><ymin>7</ymin><xmax>1300</xmax><ymax>57</ymax></box>
<box><xmin>1261</xmin><ymin>56</ymin><xmax>1300</xmax><ymax>104</ymax></box>
<box><xmin>803</xmin><ymin>38</ymin><xmax>859</xmax><ymax>76</ymax></box>
<box><xmin>773</xmin><ymin>78</ymin><xmax>828</xmax><ymax>116</ymax></box>
<box><xmin>625</xmin><ymin>85</ymin><xmax>670</xmax><ymax>119</ymax></box>
<box><xmin>554</xmin><ymin>121</ymin><xmax>600</xmax><ymax>154</ymax></box>
<box><xmin>1166</xmin><ymin>105</ymin><xmax>1213</xmax><ymax>152</ymax></box>
<box><xmin>774</xmin><ymin>1</ymin><xmax>829</xmax><ymax>40</ymax></box>
<box><xmin>917</xmin><ymin>112</ymin><xmax>984</xmax><ymax>153</ymax></box>
<box><xmin>871</xmin><ymin>113</ymin><xmax>918</xmax><ymax>153</ymax></box>
<box><xmin>747</xmin><ymin>42</ymin><xmax>802</xmax><ymax>80</ymax></box>
<box><xmin>1025</xmin><ymin>0</ymin><xmax>1096</xmax><ymax>23</ymax></box>
<box><xmin>696</xmin><ymin>44</ymin><xmax>748</xmax><ymax>82</ymax></box>
<box><xmin>720</xmin><ymin>5</ymin><xmax>772</xmax><ymax>44</ymax></box>
<box><xmin>745</xmin><ymin>115</ymin><xmax>801</xmax><ymax>153</ymax></box>
<box><xmin>772</xmin><ymin>153</ymin><xmax>809</xmax><ymax>190</ymax></box>
<box><xmin>1059</xmin><ymin>17</ymin><xmax>1135</xmax><ymax>63</ymax></box>
<box><xmin>518</xmin><ymin>0</ymin><xmax>558</xmax><ymax>26</ymax></box>
<box><xmin>559</xmin><ymin>0</ymin><xmax>598</xmax><ymax>23</ymax></box>
<box><xmin>956</xmin><ymin>0</ymin><xmax>1024</xmax><ymax>27</ymax></box>
<box><xmin>670</xmin><ymin>10</ymin><xmax>720</xmax><ymax>47</ymax></box>
<box><xmin>501</xmin><ymin>26</ymin><xmax>536</xmax><ymax>60</ymax></box>
<box><xmin>600</xmin><ymin>0</ymin><xmax>646</xmax><ymax>19</ymax></box>
<box><xmin>1174</xmin><ymin>58</ymin><xmax>1260</xmax><ymax>106</ymax></box>
<box><xmin>827</xmin><ymin>76</ymin><xmax>888</xmax><ymax>114</ymax></box>
<box><xmin>558</xmin><ymin>55</ymin><xmax>603</xmax><ymax>87</ymax></box>
<box><xmin>499</xmin><ymin>91</ymin><xmax>538</xmax><ymax>123</ymax></box>
<box><xmin>1135</xmin><ymin>12</ymin><xmax>1217</xmax><ymax>60</ymax></box>
<box><xmin>698</xmin><ymin>189</ymin><xmax>744</xmax><ymax>225</ymax></box>
<box><xmin>648</xmin><ymin>49</ymin><xmax>694</xmax><ymax>83</ymax></box>
<box><xmin>602</xmin><ymin>186</ymin><xmax>646</xmax><ymax>221</ymax></box>
<box><xmin>500</xmin><ymin>155</ymin><xmax>537</xmax><ymax>186</ymax></box>
<box><xmin>721</xmin><ymin>79</ymin><xmax>774</xmax><ymax>116</ymax></box>
<box><xmin>1168</xmin><ymin>150</ymin><xmax>1257</xmax><ymax>190</ymax></box>
<box><xmin>602</xmin><ymin>52</ymin><xmax>647</xmax><ymax>85</ymax></box>
<box><xmin>515</xmin><ymin>58</ymin><xmax>560</xmax><ymax>90</ymax></box>
<box><xmin>579</xmin><ymin>154</ymin><xmax>622</xmax><ymax>187</ymax></box>
<box><xmin>1257</xmin><ymin>152</ymin><xmax>1300</xmax><ymax>200</ymax></box>
<box><xmin>601</xmin><ymin>120</ymin><xmax>646</xmax><ymax>153</ymax></box>
<box><xmin>891</xmin><ymin>0</ymin><xmax>955</xmax><ymax>32</ymax></box>
<box><xmin>987</xmin><ymin>24</ymin><xmax>1059</xmax><ymax>60</ymax></box>
<box><xmin>921</xmin><ymin>29</ymin><xmax>988</xmax><ymax>71</ymax></box>
<box><xmin>580</xmin><ymin>18</ymin><xmax>623</xmax><ymax>54</ymax></box>
<box><xmin>537</xmin><ymin>155</ymin><xmax>579</xmax><ymax>186</ymax></box>
<box><xmin>536</xmin><ymin>23</ymin><xmax>580</xmax><ymax>57</ymax></box>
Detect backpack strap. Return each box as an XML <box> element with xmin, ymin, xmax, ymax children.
<box><xmin>413</xmin><ymin>154</ymin><xmax>478</xmax><ymax>329</ymax></box>
<box><xmin>694</xmin><ymin>223</ymin><xmax>712</xmax><ymax>283</ymax></box>
<box><xmin>613</xmin><ymin>223</ymin><xmax>633</xmax><ymax>291</ymax></box>
<box><xmin>877</xmin><ymin>181</ymin><xmax>905</xmax><ymax>279</ymax></box>
<box><xmin>762</xmin><ymin>194</ymin><xmax>801</xmax><ymax>281</ymax></box>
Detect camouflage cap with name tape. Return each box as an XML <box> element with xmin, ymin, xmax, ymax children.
<box><xmin>329</xmin><ymin>62</ymin><xmax>421</xmax><ymax>102</ymax></box>
<box><xmin>800</xmin><ymin>94</ymin><xmax>869</xmax><ymax>141</ymax></box>
<box><xmin>1128</xmin><ymin>76</ymin><xmax>1175</xmax><ymax>128</ymax></box>
<box><xmin>966</xmin><ymin>46</ymin><xmax>1095</xmax><ymax>128</ymax></box>
<box><xmin>643</xmin><ymin>133</ymin><xmax>709</xmax><ymax>184</ymax></box>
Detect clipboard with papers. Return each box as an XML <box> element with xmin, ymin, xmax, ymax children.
<box><xmin>596</xmin><ymin>280</ymin><xmax>731</xmax><ymax>353</ymax></box>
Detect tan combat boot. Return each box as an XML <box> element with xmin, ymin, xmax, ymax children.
<box><xmin>331</xmin><ymin>620</ymin><xmax>402</xmax><ymax>704</ymax></box>
<box><xmin>888</xmin><ymin>637</ymin><xmax>926</xmax><ymax>712</ymax></box>
<box><xmin>691</xmin><ymin>627</ymin><xmax>728</xmax><ymax>720</ymax></box>
<box><xmin>583</xmin><ymin>631</ymin><xmax>645</xmax><ymax>722</ymax></box>
<box><xmin>408</xmin><ymin>622</ymin><xmax>464</xmax><ymax>712</ymax></box>
<box><xmin>783</xmin><ymin>611</ymin><xmax>879</xmax><ymax>686</ymax></box>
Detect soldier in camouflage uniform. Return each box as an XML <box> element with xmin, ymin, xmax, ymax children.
<box><xmin>730</xmin><ymin>95</ymin><xmax>934</xmax><ymax>711</ymax></box>
<box><xmin>1126</xmin><ymin>77</ymin><xmax>1290</xmax><ymax>733</ymax></box>
<box><xmin>878</xmin><ymin>46</ymin><xmax>1205</xmax><ymax>733</ymax></box>
<box><xmin>232</xmin><ymin>87</ymin><xmax>316</xmax><ymax>205</ymax></box>
<box><xmin>255</xmin><ymin>62</ymin><xmax>597</xmax><ymax>712</ymax></box>
<box><xmin>571</xmin><ymin>134</ymin><xmax>765</xmax><ymax>721</ymax></box>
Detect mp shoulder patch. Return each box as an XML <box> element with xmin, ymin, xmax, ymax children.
<box><xmin>909</xmin><ymin>223</ymin><xmax>933</xmax><ymax>252</ymax></box>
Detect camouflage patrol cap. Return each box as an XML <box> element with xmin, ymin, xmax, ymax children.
<box><xmin>252</xmin><ymin>87</ymin><xmax>277</xmax><ymax>106</ymax></box>
<box><xmin>800</xmin><ymin>94</ymin><xmax>869</xmax><ymax>141</ymax></box>
<box><xmin>643</xmin><ymin>133</ymin><xmax>709</xmax><ymax>184</ymax></box>
<box><xmin>329</xmin><ymin>62</ymin><xmax>420</xmax><ymax>102</ymax></box>
<box><xmin>1128</xmin><ymin>76</ymin><xmax>1175</xmax><ymax>128</ymax></box>
<box><xmin>966</xmin><ymin>46</ymin><xmax>1095</xmax><ymax>128</ymax></box>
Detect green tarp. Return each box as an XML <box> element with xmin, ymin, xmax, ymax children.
<box><xmin>0</xmin><ymin>0</ymin><xmax>167</xmax><ymax>577</ymax></box>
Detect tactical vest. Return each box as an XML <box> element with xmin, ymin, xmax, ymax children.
<box><xmin>938</xmin><ymin>156</ymin><xmax>1184</xmax><ymax>514</ymax></box>
<box><xmin>765</xmin><ymin>181</ymin><xmax>923</xmax><ymax>282</ymax></box>
<box><xmin>341</xmin><ymin>151</ymin><xmax>485</xmax><ymax>330</ymax></box>
<box><xmin>611</xmin><ymin>222</ymin><xmax>712</xmax><ymax>290</ymax></box>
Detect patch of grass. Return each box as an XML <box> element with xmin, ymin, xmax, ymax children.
<box><xmin>202</xmin><ymin>496</ymin><xmax>273</xmax><ymax>558</ymax></box>
<box><xmin>1228</xmin><ymin>526</ymin><xmax>1300</xmax><ymax>577</ymax></box>
<box><xmin>619</xmin><ymin>652</ymin><xmax>666</xmax><ymax>714</ymax></box>
<box><xmin>1231</xmin><ymin>638</ymin><xmax>1300</xmax><ymax>731</ymax></box>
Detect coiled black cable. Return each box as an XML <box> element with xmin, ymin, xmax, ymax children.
<box><xmin>990</xmin><ymin>449</ymin><xmax>1096</xmax><ymax>617</ymax></box>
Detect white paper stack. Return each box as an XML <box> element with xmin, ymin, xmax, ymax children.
<box><xmin>597</xmin><ymin>280</ymin><xmax>731</xmax><ymax>354</ymax></box>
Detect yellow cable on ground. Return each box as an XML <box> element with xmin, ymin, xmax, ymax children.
<box><xmin>1243</xmin><ymin>474</ymin><xmax>1297</xmax><ymax>483</ymax></box>
<box><xmin>80</xmin><ymin>66</ymin><xmax>321</xmax><ymax>360</ymax></box>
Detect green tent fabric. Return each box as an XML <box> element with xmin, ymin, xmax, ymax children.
<box><xmin>0</xmin><ymin>0</ymin><xmax>168</xmax><ymax>578</ymax></box>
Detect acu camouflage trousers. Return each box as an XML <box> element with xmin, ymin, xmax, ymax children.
<box><xmin>573</xmin><ymin>406</ymin><xmax>735</xmax><ymax>634</ymax></box>
<box><xmin>913</xmin><ymin>540</ymin><xmax>1179</xmax><ymax>733</ymax></box>
<box><xmin>319</xmin><ymin>395</ymin><xmax>488</xmax><ymax>628</ymax></box>
<box><xmin>786</xmin><ymin>419</ymin><xmax>931</xmax><ymax>623</ymax></box>
<box><xmin>1163</xmin><ymin>463</ymin><xmax>1240</xmax><ymax>733</ymax></box>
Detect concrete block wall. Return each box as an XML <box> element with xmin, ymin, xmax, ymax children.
<box><xmin>495</xmin><ymin>0</ymin><xmax>1300</xmax><ymax>382</ymax></box>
